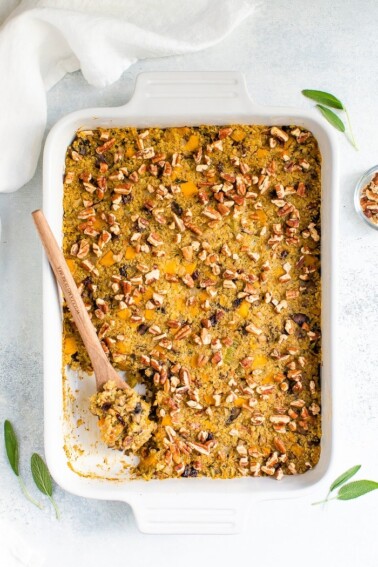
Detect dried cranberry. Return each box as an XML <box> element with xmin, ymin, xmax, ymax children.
<box><xmin>119</xmin><ymin>266</ymin><xmax>128</xmax><ymax>277</ymax></box>
<box><xmin>291</xmin><ymin>313</ymin><xmax>310</xmax><ymax>326</ymax></box>
<box><xmin>116</xmin><ymin>414</ymin><xmax>125</xmax><ymax>426</ymax></box>
<box><xmin>149</xmin><ymin>405</ymin><xmax>158</xmax><ymax>420</ymax></box>
<box><xmin>232</xmin><ymin>297</ymin><xmax>243</xmax><ymax>308</ymax></box>
<box><xmin>209</xmin><ymin>310</ymin><xmax>224</xmax><ymax>326</ymax></box>
<box><xmin>95</xmin><ymin>154</ymin><xmax>108</xmax><ymax>167</ymax></box>
<box><xmin>225</xmin><ymin>407</ymin><xmax>241</xmax><ymax>425</ymax></box>
<box><xmin>311</xmin><ymin>342</ymin><xmax>321</xmax><ymax>354</ymax></box>
<box><xmin>122</xmin><ymin>194</ymin><xmax>132</xmax><ymax>204</ymax></box>
<box><xmin>137</xmin><ymin>323</ymin><xmax>149</xmax><ymax>335</ymax></box>
<box><xmin>134</xmin><ymin>402</ymin><xmax>142</xmax><ymax>414</ymax></box>
<box><xmin>171</xmin><ymin>201</ymin><xmax>183</xmax><ymax>216</ymax></box>
<box><xmin>182</xmin><ymin>464</ymin><xmax>198</xmax><ymax>477</ymax></box>
<box><xmin>209</xmin><ymin>313</ymin><xmax>217</xmax><ymax>326</ymax></box>
<box><xmin>192</xmin><ymin>270</ymin><xmax>200</xmax><ymax>281</ymax></box>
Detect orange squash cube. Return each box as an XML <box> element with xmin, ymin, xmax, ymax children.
<box><xmin>231</xmin><ymin>129</ymin><xmax>246</xmax><ymax>142</ymax></box>
<box><xmin>237</xmin><ymin>300</ymin><xmax>250</xmax><ymax>318</ymax></box>
<box><xmin>100</xmin><ymin>250</ymin><xmax>115</xmax><ymax>267</ymax></box>
<box><xmin>181</xmin><ymin>181</ymin><xmax>198</xmax><ymax>197</ymax></box>
<box><xmin>64</xmin><ymin>336</ymin><xmax>78</xmax><ymax>355</ymax></box>
<box><xmin>66</xmin><ymin>259</ymin><xmax>76</xmax><ymax>275</ymax></box>
<box><xmin>117</xmin><ymin>309</ymin><xmax>131</xmax><ymax>320</ymax></box>
<box><xmin>183</xmin><ymin>135</ymin><xmax>199</xmax><ymax>152</ymax></box>
<box><xmin>125</xmin><ymin>246</ymin><xmax>136</xmax><ymax>260</ymax></box>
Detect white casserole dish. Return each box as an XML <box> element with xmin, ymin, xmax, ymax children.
<box><xmin>42</xmin><ymin>72</ymin><xmax>338</xmax><ymax>534</ymax></box>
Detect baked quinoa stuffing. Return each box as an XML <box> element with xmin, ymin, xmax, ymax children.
<box><xmin>90</xmin><ymin>381</ymin><xmax>156</xmax><ymax>453</ymax></box>
<box><xmin>62</xmin><ymin>124</ymin><xmax>321</xmax><ymax>480</ymax></box>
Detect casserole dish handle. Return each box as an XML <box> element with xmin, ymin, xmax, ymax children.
<box><xmin>128</xmin><ymin>493</ymin><xmax>251</xmax><ymax>534</ymax></box>
<box><xmin>122</xmin><ymin>72</ymin><xmax>258</xmax><ymax>534</ymax></box>
<box><xmin>127</xmin><ymin>71</ymin><xmax>256</xmax><ymax>116</ymax></box>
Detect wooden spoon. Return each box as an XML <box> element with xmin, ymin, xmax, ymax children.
<box><xmin>33</xmin><ymin>210</ymin><xmax>156</xmax><ymax>453</ymax></box>
<box><xmin>32</xmin><ymin>209</ymin><xmax>129</xmax><ymax>393</ymax></box>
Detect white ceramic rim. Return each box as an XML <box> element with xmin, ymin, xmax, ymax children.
<box><xmin>42</xmin><ymin>72</ymin><xmax>339</xmax><ymax>534</ymax></box>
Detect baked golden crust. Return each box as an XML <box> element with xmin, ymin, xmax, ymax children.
<box><xmin>63</xmin><ymin>124</ymin><xmax>321</xmax><ymax>480</ymax></box>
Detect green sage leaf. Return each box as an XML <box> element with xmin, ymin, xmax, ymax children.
<box><xmin>31</xmin><ymin>453</ymin><xmax>53</xmax><ymax>497</ymax></box>
<box><xmin>302</xmin><ymin>89</ymin><xmax>344</xmax><ymax>110</ymax></box>
<box><xmin>31</xmin><ymin>454</ymin><xmax>60</xmax><ymax>519</ymax></box>
<box><xmin>329</xmin><ymin>465</ymin><xmax>361</xmax><ymax>493</ymax></box>
<box><xmin>316</xmin><ymin>105</ymin><xmax>345</xmax><ymax>132</ymax></box>
<box><xmin>338</xmin><ymin>480</ymin><xmax>378</xmax><ymax>501</ymax></box>
<box><xmin>4</xmin><ymin>420</ymin><xmax>19</xmax><ymax>476</ymax></box>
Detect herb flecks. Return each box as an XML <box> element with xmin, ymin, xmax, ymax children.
<box><xmin>313</xmin><ymin>465</ymin><xmax>378</xmax><ymax>505</ymax></box>
<box><xmin>4</xmin><ymin>420</ymin><xmax>43</xmax><ymax>509</ymax></box>
<box><xmin>31</xmin><ymin>453</ymin><xmax>60</xmax><ymax>520</ymax></box>
<box><xmin>302</xmin><ymin>89</ymin><xmax>358</xmax><ymax>150</ymax></box>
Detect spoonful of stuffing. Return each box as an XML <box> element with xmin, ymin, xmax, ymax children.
<box><xmin>32</xmin><ymin>210</ymin><xmax>155</xmax><ymax>453</ymax></box>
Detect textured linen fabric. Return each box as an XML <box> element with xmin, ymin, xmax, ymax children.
<box><xmin>0</xmin><ymin>0</ymin><xmax>253</xmax><ymax>193</ymax></box>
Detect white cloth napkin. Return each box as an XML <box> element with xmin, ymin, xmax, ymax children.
<box><xmin>0</xmin><ymin>0</ymin><xmax>253</xmax><ymax>193</ymax></box>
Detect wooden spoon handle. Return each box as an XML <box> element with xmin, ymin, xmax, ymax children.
<box><xmin>32</xmin><ymin>209</ymin><xmax>110</xmax><ymax>373</ymax></box>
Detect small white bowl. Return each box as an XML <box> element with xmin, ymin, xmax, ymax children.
<box><xmin>354</xmin><ymin>165</ymin><xmax>378</xmax><ymax>231</ymax></box>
